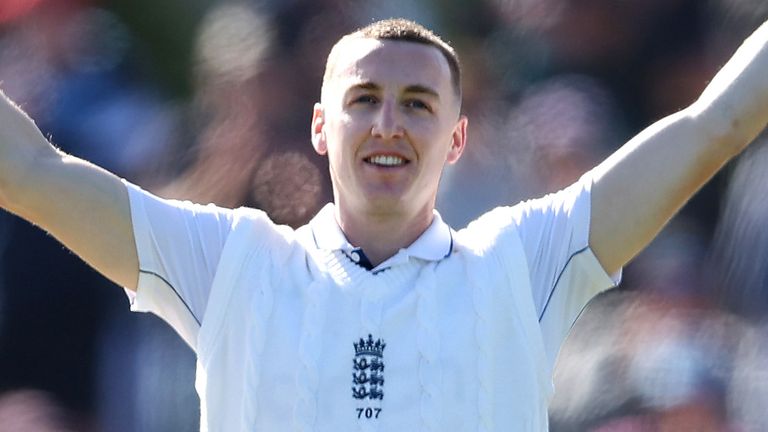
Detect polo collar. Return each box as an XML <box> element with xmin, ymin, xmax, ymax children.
<box><xmin>309</xmin><ymin>203</ymin><xmax>454</xmax><ymax>263</ymax></box>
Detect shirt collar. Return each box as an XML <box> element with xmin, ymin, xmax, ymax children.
<box><xmin>309</xmin><ymin>203</ymin><xmax>454</xmax><ymax>262</ymax></box>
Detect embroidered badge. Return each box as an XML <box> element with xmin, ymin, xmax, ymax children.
<box><xmin>352</xmin><ymin>334</ymin><xmax>385</xmax><ymax>419</ymax></box>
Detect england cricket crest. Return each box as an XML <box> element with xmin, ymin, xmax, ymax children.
<box><xmin>352</xmin><ymin>334</ymin><xmax>385</xmax><ymax>419</ymax></box>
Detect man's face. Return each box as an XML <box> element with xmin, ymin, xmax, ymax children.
<box><xmin>313</xmin><ymin>38</ymin><xmax>467</xmax><ymax>219</ymax></box>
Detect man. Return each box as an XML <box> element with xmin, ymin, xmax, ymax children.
<box><xmin>0</xmin><ymin>17</ymin><xmax>766</xmax><ymax>431</ymax></box>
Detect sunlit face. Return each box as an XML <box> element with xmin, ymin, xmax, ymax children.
<box><xmin>312</xmin><ymin>38</ymin><xmax>467</xmax><ymax>220</ymax></box>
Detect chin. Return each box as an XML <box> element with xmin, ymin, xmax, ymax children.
<box><xmin>358</xmin><ymin>193</ymin><xmax>408</xmax><ymax>213</ymax></box>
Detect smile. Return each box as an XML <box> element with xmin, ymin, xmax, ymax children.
<box><xmin>364</xmin><ymin>155</ymin><xmax>408</xmax><ymax>167</ymax></box>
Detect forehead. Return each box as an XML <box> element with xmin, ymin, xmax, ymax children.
<box><xmin>327</xmin><ymin>38</ymin><xmax>453</xmax><ymax>96</ymax></box>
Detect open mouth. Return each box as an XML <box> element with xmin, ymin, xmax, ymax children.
<box><xmin>364</xmin><ymin>155</ymin><xmax>409</xmax><ymax>167</ymax></box>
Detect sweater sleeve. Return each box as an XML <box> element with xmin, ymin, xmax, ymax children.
<box><xmin>508</xmin><ymin>174</ymin><xmax>620</xmax><ymax>365</ymax></box>
<box><xmin>123</xmin><ymin>181</ymin><xmax>235</xmax><ymax>349</ymax></box>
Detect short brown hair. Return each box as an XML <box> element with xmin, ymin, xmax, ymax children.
<box><xmin>322</xmin><ymin>18</ymin><xmax>462</xmax><ymax>101</ymax></box>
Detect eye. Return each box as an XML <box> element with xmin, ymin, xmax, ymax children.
<box><xmin>352</xmin><ymin>94</ymin><xmax>378</xmax><ymax>105</ymax></box>
<box><xmin>403</xmin><ymin>99</ymin><xmax>431</xmax><ymax>112</ymax></box>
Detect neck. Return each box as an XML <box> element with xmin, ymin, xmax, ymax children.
<box><xmin>335</xmin><ymin>203</ymin><xmax>434</xmax><ymax>267</ymax></box>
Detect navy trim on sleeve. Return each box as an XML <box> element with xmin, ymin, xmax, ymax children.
<box><xmin>139</xmin><ymin>269</ymin><xmax>202</xmax><ymax>326</ymax></box>
<box><xmin>538</xmin><ymin>246</ymin><xmax>589</xmax><ymax>322</ymax></box>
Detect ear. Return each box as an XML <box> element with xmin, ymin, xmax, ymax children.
<box><xmin>311</xmin><ymin>102</ymin><xmax>327</xmax><ymax>155</ymax></box>
<box><xmin>446</xmin><ymin>115</ymin><xmax>468</xmax><ymax>164</ymax></box>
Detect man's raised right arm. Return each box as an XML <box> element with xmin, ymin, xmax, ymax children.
<box><xmin>0</xmin><ymin>89</ymin><xmax>138</xmax><ymax>290</ymax></box>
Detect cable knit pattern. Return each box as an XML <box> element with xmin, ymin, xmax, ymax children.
<box><xmin>470</xmin><ymin>257</ymin><xmax>494</xmax><ymax>432</ymax></box>
<box><xmin>358</xmin><ymin>263</ymin><xmax>385</xmax><ymax>432</ymax></box>
<box><xmin>415</xmin><ymin>264</ymin><xmax>442</xmax><ymax>431</ymax></box>
<box><xmin>240</xmin><ymin>257</ymin><xmax>275</xmax><ymax>429</ymax></box>
<box><xmin>359</xmin><ymin>280</ymin><xmax>383</xmax><ymax>335</ymax></box>
<box><xmin>293</xmin><ymin>250</ymin><xmax>335</xmax><ymax>431</ymax></box>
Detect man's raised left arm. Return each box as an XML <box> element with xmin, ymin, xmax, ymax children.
<box><xmin>589</xmin><ymin>19</ymin><xmax>768</xmax><ymax>275</ymax></box>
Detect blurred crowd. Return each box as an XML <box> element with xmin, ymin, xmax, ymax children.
<box><xmin>1</xmin><ymin>0</ymin><xmax>768</xmax><ymax>430</ymax></box>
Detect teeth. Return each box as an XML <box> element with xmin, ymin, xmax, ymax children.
<box><xmin>367</xmin><ymin>155</ymin><xmax>406</xmax><ymax>166</ymax></box>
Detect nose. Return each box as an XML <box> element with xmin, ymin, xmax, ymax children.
<box><xmin>371</xmin><ymin>100</ymin><xmax>404</xmax><ymax>140</ymax></box>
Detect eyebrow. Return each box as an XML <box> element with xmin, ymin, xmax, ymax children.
<box><xmin>404</xmin><ymin>84</ymin><xmax>440</xmax><ymax>99</ymax></box>
<box><xmin>348</xmin><ymin>81</ymin><xmax>441</xmax><ymax>99</ymax></box>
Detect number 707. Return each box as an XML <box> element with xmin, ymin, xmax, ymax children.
<box><xmin>356</xmin><ymin>407</ymin><xmax>382</xmax><ymax>419</ymax></box>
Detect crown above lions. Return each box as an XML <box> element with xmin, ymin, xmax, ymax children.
<box><xmin>354</xmin><ymin>334</ymin><xmax>386</xmax><ymax>357</ymax></box>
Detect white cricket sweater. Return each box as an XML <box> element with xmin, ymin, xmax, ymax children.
<box><xmin>125</xmin><ymin>176</ymin><xmax>617</xmax><ymax>431</ymax></box>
